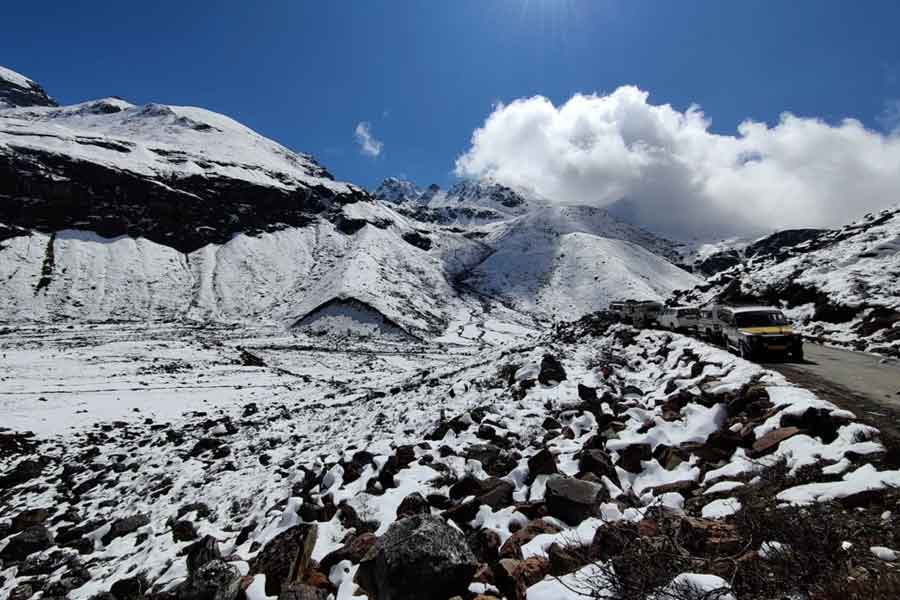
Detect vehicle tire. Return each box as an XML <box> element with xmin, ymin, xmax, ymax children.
<box><xmin>739</xmin><ymin>341</ymin><xmax>751</xmax><ymax>360</ymax></box>
<box><xmin>792</xmin><ymin>346</ymin><xmax>804</xmax><ymax>361</ymax></box>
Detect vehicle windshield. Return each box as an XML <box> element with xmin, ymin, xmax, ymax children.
<box><xmin>678</xmin><ymin>309</ymin><xmax>699</xmax><ymax>318</ymax></box>
<box><xmin>735</xmin><ymin>311</ymin><xmax>788</xmax><ymax>328</ymax></box>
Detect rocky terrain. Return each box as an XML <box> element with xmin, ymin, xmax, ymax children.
<box><xmin>673</xmin><ymin>204</ymin><xmax>900</xmax><ymax>356</ymax></box>
<box><xmin>2</xmin><ymin>318</ymin><xmax>899</xmax><ymax>600</ymax></box>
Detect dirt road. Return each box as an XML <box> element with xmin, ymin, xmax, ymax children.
<box><xmin>762</xmin><ymin>343</ymin><xmax>900</xmax><ymax>441</ymax></box>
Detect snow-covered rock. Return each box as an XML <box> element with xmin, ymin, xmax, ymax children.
<box><xmin>0</xmin><ymin>65</ymin><xmax>56</xmax><ymax>108</ymax></box>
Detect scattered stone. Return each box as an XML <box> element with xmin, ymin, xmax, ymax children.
<box><xmin>356</xmin><ymin>515</ymin><xmax>478</xmax><ymax>600</ymax></box>
<box><xmin>464</xmin><ymin>444</ymin><xmax>516</xmax><ymax>477</ymax></box>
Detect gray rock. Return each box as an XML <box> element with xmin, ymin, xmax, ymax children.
<box><xmin>102</xmin><ymin>514</ymin><xmax>150</xmax><ymax>545</ymax></box>
<box><xmin>0</xmin><ymin>525</ymin><xmax>54</xmax><ymax>562</ymax></box>
<box><xmin>356</xmin><ymin>515</ymin><xmax>478</xmax><ymax>600</ymax></box>
<box><xmin>177</xmin><ymin>559</ymin><xmax>241</xmax><ymax>600</ymax></box>
<box><xmin>545</xmin><ymin>476</ymin><xmax>606</xmax><ymax>525</ymax></box>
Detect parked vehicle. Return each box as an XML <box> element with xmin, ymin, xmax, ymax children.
<box><xmin>698</xmin><ymin>304</ymin><xmax>725</xmax><ymax>342</ymax></box>
<box><xmin>621</xmin><ymin>300</ymin><xmax>663</xmax><ymax>328</ymax></box>
<box><xmin>658</xmin><ymin>306</ymin><xmax>700</xmax><ymax>332</ymax></box>
<box><xmin>718</xmin><ymin>305</ymin><xmax>803</xmax><ymax>360</ymax></box>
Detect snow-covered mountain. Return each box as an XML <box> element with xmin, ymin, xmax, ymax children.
<box><xmin>464</xmin><ymin>205</ymin><xmax>699</xmax><ymax>317</ymax></box>
<box><xmin>0</xmin><ymin>67</ymin><xmax>698</xmax><ymax>335</ymax></box>
<box><xmin>0</xmin><ymin>65</ymin><xmax>56</xmax><ymax>108</ymax></box>
<box><xmin>373</xmin><ymin>177</ymin><xmax>545</xmax><ymax>225</ymax></box>
<box><xmin>674</xmin><ymin>204</ymin><xmax>900</xmax><ymax>355</ymax></box>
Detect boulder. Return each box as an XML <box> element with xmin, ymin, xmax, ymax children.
<box><xmin>250</xmin><ymin>524</ymin><xmax>318</xmax><ymax>596</ymax></box>
<box><xmin>538</xmin><ymin>355</ymin><xmax>567</xmax><ymax>386</ymax></box>
<box><xmin>10</xmin><ymin>508</ymin><xmax>51</xmax><ymax>534</ymax></box>
<box><xmin>545</xmin><ymin>476</ymin><xmax>606</xmax><ymax>525</ymax></box>
<box><xmin>355</xmin><ymin>515</ymin><xmax>478</xmax><ymax>600</ymax></box>
<box><xmin>0</xmin><ymin>525</ymin><xmax>54</xmax><ymax>562</ymax></box>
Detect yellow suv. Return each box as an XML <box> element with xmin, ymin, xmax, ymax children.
<box><xmin>719</xmin><ymin>306</ymin><xmax>803</xmax><ymax>361</ymax></box>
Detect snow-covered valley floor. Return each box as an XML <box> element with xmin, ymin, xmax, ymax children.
<box><xmin>2</xmin><ymin>320</ymin><xmax>899</xmax><ymax>600</ymax></box>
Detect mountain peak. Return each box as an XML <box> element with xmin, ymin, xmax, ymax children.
<box><xmin>0</xmin><ymin>65</ymin><xmax>57</xmax><ymax>108</ymax></box>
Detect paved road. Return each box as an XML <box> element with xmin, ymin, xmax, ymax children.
<box><xmin>762</xmin><ymin>343</ymin><xmax>900</xmax><ymax>441</ymax></box>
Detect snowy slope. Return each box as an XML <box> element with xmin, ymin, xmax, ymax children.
<box><xmin>675</xmin><ymin>204</ymin><xmax>900</xmax><ymax>355</ymax></box>
<box><xmin>0</xmin><ymin>206</ymin><xmax>504</xmax><ymax>337</ymax></box>
<box><xmin>465</xmin><ymin>206</ymin><xmax>700</xmax><ymax>317</ymax></box>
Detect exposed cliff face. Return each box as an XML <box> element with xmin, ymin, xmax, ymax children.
<box><xmin>0</xmin><ymin>66</ymin><xmax>56</xmax><ymax>108</ymax></box>
<box><xmin>0</xmin><ymin>96</ymin><xmax>369</xmax><ymax>253</ymax></box>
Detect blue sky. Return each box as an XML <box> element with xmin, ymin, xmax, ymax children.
<box><xmin>4</xmin><ymin>0</ymin><xmax>900</xmax><ymax>192</ymax></box>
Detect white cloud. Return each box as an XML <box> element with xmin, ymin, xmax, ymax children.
<box><xmin>455</xmin><ymin>87</ymin><xmax>900</xmax><ymax>238</ymax></box>
<box><xmin>354</xmin><ymin>121</ymin><xmax>383</xmax><ymax>158</ymax></box>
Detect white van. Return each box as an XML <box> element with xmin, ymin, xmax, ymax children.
<box><xmin>621</xmin><ymin>300</ymin><xmax>663</xmax><ymax>328</ymax></box>
<box><xmin>658</xmin><ymin>306</ymin><xmax>700</xmax><ymax>332</ymax></box>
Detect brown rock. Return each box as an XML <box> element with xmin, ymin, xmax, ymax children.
<box><xmin>319</xmin><ymin>532</ymin><xmax>377</xmax><ymax>575</ymax></box>
<box><xmin>547</xmin><ymin>542</ymin><xmax>589</xmax><ymax>576</ymax></box>
<box><xmin>647</xmin><ymin>479</ymin><xmax>697</xmax><ymax>496</ymax></box>
<box><xmin>749</xmin><ymin>427</ymin><xmax>802</xmax><ymax>458</ymax></box>
<box><xmin>590</xmin><ymin>521</ymin><xmax>638</xmax><ymax>561</ymax></box>
<box><xmin>494</xmin><ymin>559</ymin><xmax>527</xmax><ymax>600</ymax></box>
<box><xmin>518</xmin><ymin>556</ymin><xmax>550</xmax><ymax>586</ymax></box>
<box><xmin>679</xmin><ymin>517</ymin><xmax>742</xmax><ymax>556</ymax></box>
<box><xmin>250</xmin><ymin>523</ymin><xmax>318</xmax><ymax>596</ymax></box>
<box><xmin>499</xmin><ymin>519</ymin><xmax>563</xmax><ymax>559</ymax></box>
<box><xmin>616</xmin><ymin>443</ymin><xmax>651</xmax><ymax>473</ymax></box>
